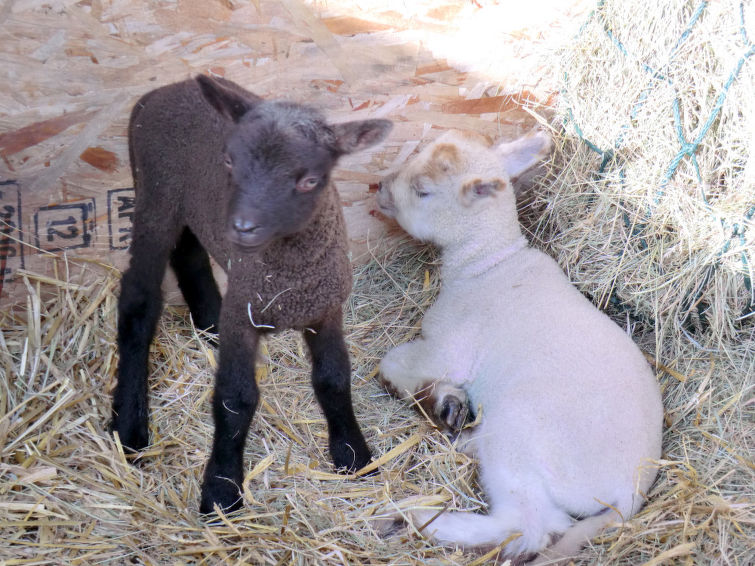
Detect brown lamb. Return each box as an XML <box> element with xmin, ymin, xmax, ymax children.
<box><xmin>111</xmin><ymin>75</ymin><xmax>392</xmax><ymax>514</ymax></box>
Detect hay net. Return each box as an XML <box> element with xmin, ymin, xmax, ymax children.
<box><xmin>536</xmin><ymin>0</ymin><xmax>754</xmax><ymax>356</ymax></box>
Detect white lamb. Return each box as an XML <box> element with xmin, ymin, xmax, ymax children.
<box><xmin>375</xmin><ymin>129</ymin><xmax>663</xmax><ymax>563</ymax></box>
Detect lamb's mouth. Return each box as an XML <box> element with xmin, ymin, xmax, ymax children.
<box><xmin>378</xmin><ymin>203</ymin><xmax>397</xmax><ymax>218</ymax></box>
<box><xmin>228</xmin><ymin>229</ymin><xmax>273</xmax><ymax>251</ymax></box>
<box><xmin>375</xmin><ymin>191</ymin><xmax>397</xmax><ymax>218</ymax></box>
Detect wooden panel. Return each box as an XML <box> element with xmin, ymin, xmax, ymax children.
<box><xmin>0</xmin><ymin>0</ymin><xmax>589</xmax><ymax>305</ymax></box>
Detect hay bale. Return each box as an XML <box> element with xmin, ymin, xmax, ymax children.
<box><xmin>535</xmin><ymin>0</ymin><xmax>755</xmax><ymax>356</ymax></box>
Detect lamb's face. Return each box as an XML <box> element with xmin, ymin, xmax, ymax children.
<box><xmin>377</xmin><ymin>132</ymin><xmax>511</xmax><ymax>247</ymax></box>
<box><xmin>223</xmin><ymin>103</ymin><xmax>337</xmax><ymax>250</ymax></box>
<box><xmin>197</xmin><ymin>76</ymin><xmax>392</xmax><ymax>252</ymax></box>
<box><xmin>377</xmin><ymin>129</ymin><xmax>552</xmax><ymax>248</ymax></box>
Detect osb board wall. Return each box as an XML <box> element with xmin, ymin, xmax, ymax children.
<box><xmin>0</xmin><ymin>0</ymin><xmax>589</xmax><ymax>306</ymax></box>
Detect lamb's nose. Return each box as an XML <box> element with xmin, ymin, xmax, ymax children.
<box><xmin>232</xmin><ymin>216</ymin><xmax>258</xmax><ymax>233</ymax></box>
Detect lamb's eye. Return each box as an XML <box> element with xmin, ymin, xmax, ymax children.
<box><xmin>412</xmin><ymin>183</ymin><xmax>430</xmax><ymax>198</ymax></box>
<box><xmin>297</xmin><ymin>176</ymin><xmax>320</xmax><ymax>193</ymax></box>
<box><xmin>223</xmin><ymin>155</ymin><xmax>233</xmax><ymax>169</ymax></box>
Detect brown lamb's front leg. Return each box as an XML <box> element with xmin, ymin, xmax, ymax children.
<box><xmin>200</xmin><ymin>291</ymin><xmax>260</xmax><ymax>514</ymax></box>
<box><xmin>304</xmin><ymin>309</ymin><xmax>372</xmax><ymax>473</ymax></box>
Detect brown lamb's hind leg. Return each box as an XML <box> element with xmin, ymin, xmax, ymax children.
<box><xmin>111</xmin><ymin>227</ymin><xmax>175</xmax><ymax>452</ymax></box>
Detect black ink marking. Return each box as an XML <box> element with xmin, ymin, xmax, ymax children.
<box><xmin>0</xmin><ymin>181</ymin><xmax>23</xmax><ymax>295</ymax></box>
<box><xmin>107</xmin><ymin>188</ymin><xmax>135</xmax><ymax>250</ymax></box>
<box><xmin>34</xmin><ymin>199</ymin><xmax>96</xmax><ymax>252</ymax></box>
<box><xmin>47</xmin><ymin>215</ymin><xmax>79</xmax><ymax>241</ymax></box>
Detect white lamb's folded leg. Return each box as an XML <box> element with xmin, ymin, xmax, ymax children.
<box><xmin>380</xmin><ymin>339</ymin><xmax>468</xmax><ymax>431</ymax></box>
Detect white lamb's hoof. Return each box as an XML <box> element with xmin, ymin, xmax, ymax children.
<box><xmin>371</xmin><ymin>508</ymin><xmax>440</xmax><ymax>539</ymax></box>
<box><xmin>432</xmin><ymin>382</ymin><xmax>469</xmax><ymax>433</ymax></box>
<box><xmin>370</xmin><ymin>515</ymin><xmax>404</xmax><ymax>538</ymax></box>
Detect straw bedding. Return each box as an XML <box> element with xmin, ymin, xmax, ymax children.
<box><xmin>2</xmin><ymin>0</ymin><xmax>754</xmax><ymax>564</ymax></box>
<box><xmin>1</xmin><ymin>237</ymin><xmax>752</xmax><ymax>564</ymax></box>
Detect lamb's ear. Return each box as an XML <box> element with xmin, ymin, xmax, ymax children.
<box><xmin>196</xmin><ymin>75</ymin><xmax>258</xmax><ymax>123</ymax></box>
<box><xmin>460</xmin><ymin>178</ymin><xmax>507</xmax><ymax>206</ymax></box>
<box><xmin>331</xmin><ymin>119</ymin><xmax>393</xmax><ymax>154</ymax></box>
<box><xmin>494</xmin><ymin>129</ymin><xmax>552</xmax><ymax>180</ymax></box>
<box><xmin>423</xmin><ymin>142</ymin><xmax>466</xmax><ymax>181</ymax></box>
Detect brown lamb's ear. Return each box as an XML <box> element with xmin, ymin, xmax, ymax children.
<box><xmin>196</xmin><ymin>75</ymin><xmax>258</xmax><ymax>123</ymax></box>
<box><xmin>331</xmin><ymin>119</ymin><xmax>393</xmax><ymax>155</ymax></box>
<box><xmin>460</xmin><ymin>178</ymin><xmax>507</xmax><ymax>206</ymax></box>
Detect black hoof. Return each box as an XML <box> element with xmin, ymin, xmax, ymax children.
<box><xmin>110</xmin><ymin>414</ymin><xmax>149</xmax><ymax>455</ymax></box>
<box><xmin>331</xmin><ymin>434</ymin><xmax>374</xmax><ymax>475</ymax></box>
<box><xmin>200</xmin><ymin>474</ymin><xmax>243</xmax><ymax>515</ymax></box>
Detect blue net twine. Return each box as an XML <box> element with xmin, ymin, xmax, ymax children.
<box><xmin>561</xmin><ymin>0</ymin><xmax>755</xmax><ymax>329</ymax></box>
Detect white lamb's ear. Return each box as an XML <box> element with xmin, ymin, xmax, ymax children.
<box><xmin>460</xmin><ymin>178</ymin><xmax>507</xmax><ymax>206</ymax></box>
<box><xmin>494</xmin><ymin>129</ymin><xmax>552</xmax><ymax>180</ymax></box>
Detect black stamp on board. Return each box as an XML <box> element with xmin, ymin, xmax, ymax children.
<box><xmin>0</xmin><ymin>180</ymin><xmax>24</xmax><ymax>284</ymax></box>
<box><xmin>107</xmin><ymin>188</ymin><xmax>135</xmax><ymax>250</ymax></box>
<box><xmin>34</xmin><ymin>199</ymin><xmax>96</xmax><ymax>252</ymax></box>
